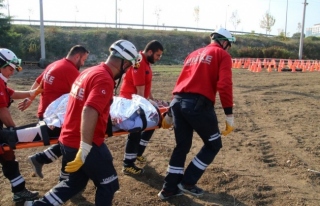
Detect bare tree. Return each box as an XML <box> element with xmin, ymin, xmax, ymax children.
<box><xmin>154</xmin><ymin>6</ymin><xmax>162</xmax><ymax>27</ymax></box>
<box><xmin>229</xmin><ymin>10</ymin><xmax>241</xmax><ymax>31</ymax></box>
<box><xmin>260</xmin><ymin>11</ymin><xmax>276</xmax><ymax>34</ymax></box>
<box><xmin>0</xmin><ymin>0</ymin><xmax>5</xmax><ymax>14</ymax></box>
<box><xmin>193</xmin><ymin>6</ymin><xmax>200</xmax><ymax>28</ymax></box>
<box><xmin>28</xmin><ymin>8</ymin><xmax>33</xmax><ymax>25</ymax></box>
<box><xmin>74</xmin><ymin>6</ymin><xmax>79</xmax><ymax>23</ymax></box>
<box><xmin>0</xmin><ymin>0</ymin><xmax>12</xmax><ymax>43</ymax></box>
<box><xmin>297</xmin><ymin>22</ymin><xmax>302</xmax><ymax>32</ymax></box>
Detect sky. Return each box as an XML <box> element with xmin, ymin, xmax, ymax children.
<box><xmin>2</xmin><ymin>0</ymin><xmax>320</xmax><ymax>36</ymax></box>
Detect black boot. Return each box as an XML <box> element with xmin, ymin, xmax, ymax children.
<box><xmin>0</xmin><ymin>128</ymin><xmax>18</xmax><ymax>149</ymax></box>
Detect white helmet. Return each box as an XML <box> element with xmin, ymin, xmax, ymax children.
<box><xmin>210</xmin><ymin>28</ymin><xmax>236</xmax><ymax>44</ymax></box>
<box><xmin>0</xmin><ymin>48</ymin><xmax>22</xmax><ymax>72</ymax></box>
<box><xmin>109</xmin><ymin>40</ymin><xmax>141</xmax><ymax>67</ymax></box>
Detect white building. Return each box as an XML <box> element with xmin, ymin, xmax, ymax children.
<box><xmin>306</xmin><ymin>24</ymin><xmax>320</xmax><ymax>37</ymax></box>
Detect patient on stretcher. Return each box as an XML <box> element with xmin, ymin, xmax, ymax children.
<box><xmin>0</xmin><ymin>94</ymin><xmax>165</xmax><ymax>149</ymax></box>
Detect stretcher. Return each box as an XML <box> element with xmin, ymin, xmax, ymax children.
<box><xmin>2</xmin><ymin>107</ymin><xmax>168</xmax><ymax>152</ymax></box>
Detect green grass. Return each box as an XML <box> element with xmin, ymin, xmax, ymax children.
<box><xmin>153</xmin><ymin>65</ymin><xmax>182</xmax><ymax>76</ymax></box>
<box><xmin>152</xmin><ymin>65</ymin><xmax>252</xmax><ymax>78</ymax></box>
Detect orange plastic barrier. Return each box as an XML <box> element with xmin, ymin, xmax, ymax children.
<box><xmin>267</xmin><ymin>64</ymin><xmax>272</xmax><ymax>72</ymax></box>
<box><xmin>232</xmin><ymin>58</ymin><xmax>320</xmax><ymax>72</ymax></box>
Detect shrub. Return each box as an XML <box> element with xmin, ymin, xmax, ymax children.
<box><xmin>11</xmin><ymin>25</ymin><xmax>37</xmax><ymax>35</ymax></box>
<box><xmin>237</xmin><ymin>47</ymin><xmax>264</xmax><ymax>58</ymax></box>
<box><xmin>292</xmin><ymin>32</ymin><xmax>305</xmax><ymax>39</ymax></box>
<box><xmin>262</xmin><ymin>46</ymin><xmax>295</xmax><ymax>59</ymax></box>
<box><xmin>303</xmin><ymin>42</ymin><xmax>320</xmax><ymax>60</ymax></box>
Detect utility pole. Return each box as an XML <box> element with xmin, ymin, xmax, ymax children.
<box><xmin>225</xmin><ymin>5</ymin><xmax>229</xmax><ymax>29</ymax></box>
<box><xmin>39</xmin><ymin>0</ymin><xmax>46</xmax><ymax>68</ymax></box>
<box><xmin>298</xmin><ymin>0</ymin><xmax>308</xmax><ymax>60</ymax></box>
<box><xmin>7</xmin><ymin>0</ymin><xmax>10</xmax><ymax>17</ymax></box>
<box><xmin>142</xmin><ymin>0</ymin><xmax>144</xmax><ymax>29</ymax></box>
<box><xmin>285</xmin><ymin>0</ymin><xmax>288</xmax><ymax>38</ymax></box>
<box><xmin>115</xmin><ymin>0</ymin><xmax>117</xmax><ymax>28</ymax></box>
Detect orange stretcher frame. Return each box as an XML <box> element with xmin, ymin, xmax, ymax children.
<box><xmin>3</xmin><ymin>107</ymin><xmax>168</xmax><ymax>151</ymax></box>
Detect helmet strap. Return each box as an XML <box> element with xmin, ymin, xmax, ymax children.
<box><xmin>216</xmin><ymin>39</ymin><xmax>229</xmax><ymax>50</ymax></box>
<box><xmin>223</xmin><ymin>42</ymin><xmax>229</xmax><ymax>50</ymax></box>
<box><xmin>215</xmin><ymin>40</ymin><xmax>224</xmax><ymax>49</ymax></box>
<box><xmin>113</xmin><ymin>59</ymin><xmax>125</xmax><ymax>95</ymax></box>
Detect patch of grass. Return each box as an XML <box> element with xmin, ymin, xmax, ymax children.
<box><xmin>153</xmin><ymin>65</ymin><xmax>182</xmax><ymax>76</ymax></box>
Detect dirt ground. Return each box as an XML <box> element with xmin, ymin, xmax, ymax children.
<box><xmin>1</xmin><ymin>66</ymin><xmax>320</xmax><ymax>206</ymax></box>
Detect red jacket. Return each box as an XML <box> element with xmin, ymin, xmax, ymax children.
<box><xmin>173</xmin><ymin>43</ymin><xmax>233</xmax><ymax>114</ymax></box>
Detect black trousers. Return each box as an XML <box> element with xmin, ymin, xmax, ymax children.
<box><xmin>33</xmin><ymin>142</ymin><xmax>119</xmax><ymax>206</ymax></box>
<box><xmin>163</xmin><ymin>93</ymin><xmax>222</xmax><ymax>192</ymax></box>
<box><xmin>123</xmin><ymin>129</ymin><xmax>154</xmax><ymax>166</ymax></box>
<box><xmin>0</xmin><ymin>150</ymin><xmax>25</xmax><ymax>193</ymax></box>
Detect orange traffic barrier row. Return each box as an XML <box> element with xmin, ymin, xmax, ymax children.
<box><xmin>232</xmin><ymin>58</ymin><xmax>320</xmax><ymax>72</ymax></box>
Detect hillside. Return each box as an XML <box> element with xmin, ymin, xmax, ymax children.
<box><xmin>3</xmin><ymin>25</ymin><xmax>320</xmax><ymax>66</ymax></box>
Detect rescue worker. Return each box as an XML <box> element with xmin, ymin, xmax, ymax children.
<box><xmin>158</xmin><ymin>28</ymin><xmax>236</xmax><ymax>199</ymax></box>
<box><xmin>0</xmin><ymin>48</ymin><xmax>40</xmax><ymax>203</ymax></box>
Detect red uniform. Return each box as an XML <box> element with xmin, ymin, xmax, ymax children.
<box><xmin>36</xmin><ymin>58</ymin><xmax>79</xmax><ymax>118</ymax></box>
<box><xmin>0</xmin><ymin>77</ymin><xmax>32</xmax><ymax>196</ymax></box>
<box><xmin>162</xmin><ymin>43</ymin><xmax>233</xmax><ymax>194</ymax></box>
<box><xmin>59</xmin><ymin>63</ymin><xmax>114</xmax><ymax>149</ymax></box>
<box><xmin>173</xmin><ymin>44</ymin><xmax>233</xmax><ymax>110</ymax></box>
<box><xmin>119</xmin><ymin>52</ymin><xmax>152</xmax><ymax>99</ymax></box>
<box><xmin>0</xmin><ymin>78</ymin><xmax>14</xmax><ymax>109</ymax></box>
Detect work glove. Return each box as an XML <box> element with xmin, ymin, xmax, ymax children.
<box><xmin>161</xmin><ymin>111</ymin><xmax>173</xmax><ymax>129</ymax></box>
<box><xmin>221</xmin><ymin>116</ymin><xmax>234</xmax><ymax>136</ymax></box>
<box><xmin>65</xmin><ymin>141</ymin><xmax>92</xmax><ymax>173</ymax></box>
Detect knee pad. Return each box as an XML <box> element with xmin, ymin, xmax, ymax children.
<box><xmin>2</xmin><ymin>150</ymin><xmax>16</xmax><ymax>161</ymax></box>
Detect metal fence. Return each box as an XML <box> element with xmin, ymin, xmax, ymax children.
<box><xmin>12</xmin><ymin>19</ymin><xmax>275</xmax><ymax>37</ymax></box>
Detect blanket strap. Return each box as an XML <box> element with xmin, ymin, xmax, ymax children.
<box><xmin>137</xmin><ymin>107</ymin><xmax>147</xmax><ymax>131</ymax></box>
<box><xmin>38</xmin><ymin>121</ymin><xmax>50</xmax><ymax>146</ymax></box>
<box><xmin>106</xmin><ymin>115</ymin><xmax>113</xmax><ymax>137</ymax></box>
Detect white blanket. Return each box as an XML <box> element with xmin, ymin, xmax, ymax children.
<box><xmin>44</xmin><ymin>94</ymin><xmax>159</xmax><ymax>131</ymax></box>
